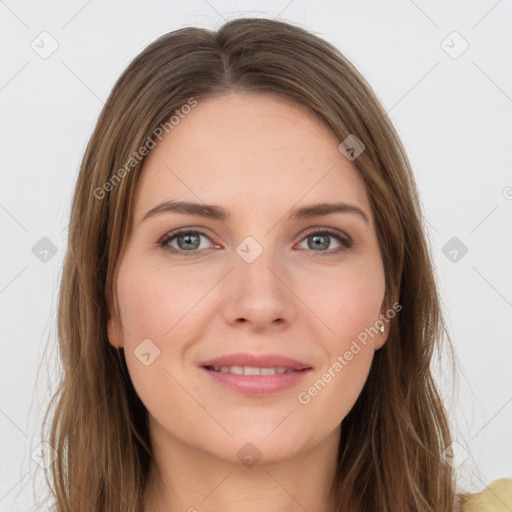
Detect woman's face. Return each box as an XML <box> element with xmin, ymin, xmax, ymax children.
<box><xmin>108</xmin><ymin>92</ymin><xmax>387</xmax><ymax>465</ymax></box>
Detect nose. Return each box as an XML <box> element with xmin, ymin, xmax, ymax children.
<box><xmin>220</xmin><ymin>248</ymin><xmax>297</xmax><ymax>333</ymax></box>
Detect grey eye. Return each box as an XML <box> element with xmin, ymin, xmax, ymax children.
<box><xmin>298</xmin><ymin>231</ymin><xmax>346</xmax><ymax>252</ymax></box>
<box><xmin>307</xmin><ymin>234</ymin><xmax>332</xmax><ymax>251</ymax></box>
<box><xmin>175</xmin><ymin>233</ymin><xmax>204</xmax><ymax>250</ymax></box>
<box><xmin>163</xmin><ymin>231</ymin><xmax>212</xmax><ymax>252</ymax></box>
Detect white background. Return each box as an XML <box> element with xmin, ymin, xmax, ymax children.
<box><xmin>1</xmin><ymin>1</ymin><xmax>511</xmax><ymax>510</ymax></box>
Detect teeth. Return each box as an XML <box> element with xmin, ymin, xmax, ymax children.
<box><xmin>210</xmin><ymin>366</ymin><xmax>294</xmax><ymax>375</ymax></box>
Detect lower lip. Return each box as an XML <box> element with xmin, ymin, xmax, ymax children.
<box><xmin>200</xmin><ymin>367</ymin><xmax>312</xmax><ymax>396</ymax></box>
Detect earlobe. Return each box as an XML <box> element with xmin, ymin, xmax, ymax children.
<box><xmin>374</xmin><ymin>323</ymin><xmax>388</xmax><ymax>350</ymax></box>
<box><xmin>374</xmin><ymin>299</ymin><xmax>390</xmax><ymax>350</ymax></box>
<box><xmin>107</xmin><ymin>309</ymin><xmax>124</xmax><ymax>349</ymax></box>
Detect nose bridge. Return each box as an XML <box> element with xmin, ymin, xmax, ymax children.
<box><xmin>234</xmin><ymin>239</ymin><xmax>282</xmax><ymax>288</ymax></box>
<box><xmin>233</xmin><ymin>237</ymin><xmax>287</xmax><ymax>297</ymax></box>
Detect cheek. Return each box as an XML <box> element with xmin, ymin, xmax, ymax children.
<box><xmin>294</xmin><ymin>333</ymin><xmax>375</xmax><ymax>444</ymax></box>
<box><xmin>296</xmin><ymin>324</ymin><xmax>375</xmax><ymax>434</ymax></box>
<box><xmin>116</xmin><ymin>257</ymin><xmax>207</xmax><ymax>341</ymax></box>
<box><xmin>334</xmin><ymin>286</ymin><xmax>382</xmax><ymax>344</ymax></box>
<box><xmin>114</xmin><ymin>258</ymin><xmax>212</xmax><ymax>408</ymax></box>
<box><xmin>316</xmin><ymin>262</ymin><xmax>385</xmax><ymax>345</ymax></box>
<box><xmin>296</xmin><ymin>263</ymin><xmax>383</xmax><ymax>420</ymax></box>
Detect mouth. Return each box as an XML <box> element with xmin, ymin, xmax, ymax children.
<box><xmin>203</xmin><ymin>365</ymin><xmax>309</xmax><ymax>375</ymax></box>
<box><xmin>199</xmin><ymin>353</ymin><xmax>313</xmax><ymax>396</ymax></box>
<box><xmin>199</xmin><ymin>353</ymin><xmax>312</xmax><ymax>372</ymax></box>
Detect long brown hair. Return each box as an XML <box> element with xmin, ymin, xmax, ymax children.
<box><xmin>41</xmin><ymin>17</ymin><xmax>457</xmax><ymax>511</ymax></box>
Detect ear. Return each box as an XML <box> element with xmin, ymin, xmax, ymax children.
<box><xmin>107</xmin><ymin>305</ymin><xmax>124</xmax><ymax>349</ymax></box>
<box><xmin>374</xmin><ymin>298</ymin><xmax>390</xmax><ymax>350</ymax></box>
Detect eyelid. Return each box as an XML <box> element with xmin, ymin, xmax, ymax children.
<box><xmin>158</xmin><ymin>228</ymin><xmax>215</xmax><ymax>251</ymax></box>
<box><xmin>295</xmin><ymin>227</ymin><xmax>353</xmax><ymax>254</ymax></box>
<box><xmin>158</xmin><ymin>226</ymin><xmax>353</xmax><ymax>255</ymax></box>
<box><xmin>299</xmin><ymin>226</ymin><xmax>352</xmax><ymax>245</ymax></box>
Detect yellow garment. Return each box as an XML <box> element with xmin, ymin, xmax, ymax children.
<box><xmin>461</xmin><ymin>479</ymin><xmax>512</xmax><ymax>511</ymax></box>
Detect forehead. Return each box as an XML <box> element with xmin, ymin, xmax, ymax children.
<box><xmin>134</xmin><ymin>92</ymin><xmax>371</xmax><ymax>220</ymax></box>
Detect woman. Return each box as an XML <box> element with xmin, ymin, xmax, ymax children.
<box><xmin>41</xmin><ymin>16</ymin><xmax>480</xmax><ymax>511</ymax></box>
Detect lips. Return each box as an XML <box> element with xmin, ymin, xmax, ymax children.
<box><xmin>199</xmin><ymin>353</ymin><xmax>312</xmax><ymax>372</ymax></box>
<box><xmin>199</xmin><ymin>353</ymin><xmax>312</xmax><ymax>396</ymax></box>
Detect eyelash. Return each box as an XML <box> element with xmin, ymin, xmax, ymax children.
<box><xmin>157</xmin><ymin>227</ymin><xmax>353</xmax><ymax>257</ymax></box>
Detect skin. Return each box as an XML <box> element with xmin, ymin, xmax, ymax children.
<box><xmin>108</xmin><ymin>92</ymin><xmax>388</xmax><ymax>512</ymax></box>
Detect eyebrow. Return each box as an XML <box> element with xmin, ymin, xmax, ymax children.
<box><xmin>142</xmin><ymin>200</ymin><xmax>369</xmax><ymax>224</ymax></box>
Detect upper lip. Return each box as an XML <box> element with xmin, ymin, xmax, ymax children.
<box><xmin>199</xmin><ymin>353</ymin><xmax>312</xmax><ymax>371</ymax></box>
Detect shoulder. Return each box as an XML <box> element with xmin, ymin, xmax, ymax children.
<box><xmin>458</xmin><ymin>478</ymin><xmax>512</xmax><ymax>512</ymax></box>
